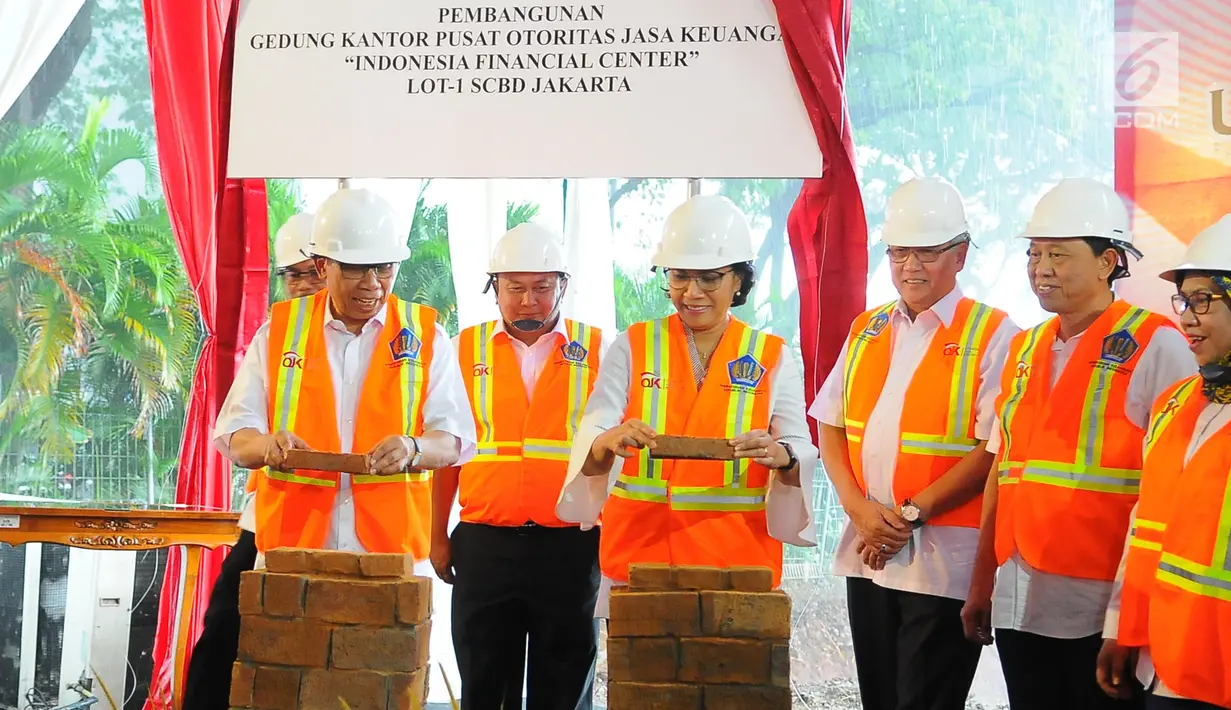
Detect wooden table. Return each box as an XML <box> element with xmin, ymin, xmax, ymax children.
<box><xmin>0</xmin><ymin>504</ymin><xmax>241</xmax><ymax>709</ymax></box>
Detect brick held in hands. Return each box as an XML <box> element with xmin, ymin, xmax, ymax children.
<box><xmin>608</xmin><ymin>590</ymin><xmax>700</xmax><ymax>637</ymax></box>
<box><xmin>263</xmin><ymin>547</ymin><xmax>311</xmax><ymax>574</ymax></box>
<box><xmin>396</xmin><ymin>576</ymin><xmax>432</xmax><ymax>624</ymax></box>
<box><xmin>305</xmin><ymin>577</ymin><xmax>396</xmax><ymax>625</ymax></box>
<box><xmin>389</xmin><ymin>669</ymin><xmax>429</xmax><ymax>710</ymax></box>
<box><xmin>332</xmin><ymin>623</ymin><xmax>430</xmax><ymax>672</ymax></box>
<box><xmin>282</xmin><ymin>449</ymin><xmax>370</xmax><ymax>474</ymax></box>
<box><xmin>300</xmin><ymin>669</ymin><xmax>388</xmax><ymax>710</ymax></box>
<box><xmin>726</xmin><ymin>566</ymin><xmax>774</xmax><ymax>592</ymax></box>
<box><xmin>229</xmin><ymin>663</ymin><xmax>254</xmax><ymax>708</ymax></box>
<box><xmin>237</xmin><ymin>616</ymin><xmax>331</xmax><ymax>667</ymax></box>
<box><xmin>647</xmin><ymin>435</ymin><xmax>735</xmax><ymax>460</ymax></box>
<box><xmin>672</xmin><ymin>566</ymin><xmax>729</xmax><ymax>591</ymax></box>
<box><xmin>678</xmin><ymin>638</ymin><xmax>770</xmax><ymax>684</ymax></box>
<box><xmin>628</xmin><ymin>563</ymin><xmax>674</xmax><ymax>590</ymax></box>
<box><xmin>607</xmin><ymin>682</ymin><xmax>702</xmax><ymax>710</ymax></box>
<box><xmin>704</xmin><ymin>684</ymin><xmax>792</xmax><ymax>710</ymax></box>
<box><xmin>607</xmin><ymin>636</ymin><xmax>678</xmax><ymax>682</ymax></box>
<box><xmin>260</xmin><ymin>573</ymin><xmax>307</xmax><ymax>617</ymax></box>
<box><xmin>238</xmin><ymin>571</ymin><xmax>263</xmax><ymax>616</ymax></box>
<box><xmin>360</xmin><ymin>552</ymin><xmax>415</xmax><ymax>578</ymax></box>
<box><xmin>309</xmin><ymin>549</ymin><xmax>362</xmax><ymax>576</ymax></box>
<box><xmin>700</xmin><ymin>590</ymin><xmax>791</xmax><ymax>639</ymax></box>
<box><xmin>771</xmin><ymin>644</ymin><xmax>790</xmax><ymax>688</ymax></box>
<box><xmin>252</xmin><ymin>666</ymin><xmax>300</xmax><ymax>709</ymax></box>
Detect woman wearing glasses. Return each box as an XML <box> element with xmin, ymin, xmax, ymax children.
<box><xmin>556</xmin><ymin>194</ymin><xmax>818</xmax><ymax>618</ymax></box>
<box><xmin>1099</xmin><ymin>214</ymin><xmax>1231</xmax><ymax>710</ymax></box>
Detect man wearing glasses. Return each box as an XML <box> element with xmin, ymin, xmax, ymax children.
<box><xmin>273</xmin><ymin>211</ymin><xmax>326</xmax><ymax>298</ymax></box>
<box><xmin>963</xmin><ymin>178</ymin><xmax>1195</xmax><ymax>709</ymax></box>
<box><xmin>810</xmin><ymin>177</ymin><xmax>1019</xmax><ymax>710</ymax></box>
<box><xmin>185</xmin><ymin>188</ymin><xmax>475</xmax><ymax>710</ymax></box>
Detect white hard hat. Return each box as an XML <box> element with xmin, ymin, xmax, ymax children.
<box><xmin>1020</xmin><ymin>178</ymin><xmax>1141</xmax><ymax>259</ymax></box>
<box><xmin>882</xmin><ymin>177</ymin><xmax>970</xmax><ymax>248</ymax></box>
<box><xmin>651</xmin><ymin>195</ymin><xmax>756</xmax><ymax>271</ymax></box>
<box><xmin>1159</xmin><ymin>214</ymin><xmax>1231</xmax><ymax>284</ymax></box>
<box><xmin>489</xmin><ymin>222</ymin><xmax>568</xmax><ymax>274</ymax></box>
<box><xmin>273</xmin><ymin>212</ymin><xmax>315</xmax><ymax>269</ymax></box>
<box><xmin>309</xmin><ymin>188</ymin><xmax>410</xmax><ymax>264</ymax></box>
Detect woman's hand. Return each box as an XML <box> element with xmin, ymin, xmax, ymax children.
<box><xmin>730</xmin><ymin>429</ymin><xmax>790</xmax><ymax>468</ymax></box>
<box><xmin>588</xmin><ymin>419</ymin><xmax>657</xmax><ymax>473</ymax></box>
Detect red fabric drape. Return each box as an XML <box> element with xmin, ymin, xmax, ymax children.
<box><xmin>141</xmin><ymin>0</ymin><xmax>269</xmax><ymax>706</ymax></box>
<box><xmin>772</xmin><ymin>0</ymin><xmax>867</xmax><ymax>440</ymax></box>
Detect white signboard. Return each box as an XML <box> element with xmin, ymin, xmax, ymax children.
<box><xmin>228</xmin><ymin>1</ymin><xmax>822</xmax><ymax>179</ymax></box>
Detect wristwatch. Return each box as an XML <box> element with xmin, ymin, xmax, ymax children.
<box><xmin>900</xmin><ymin>499</ymin><xmax>924</xmax><ymax>528</ymax></box>
<box><xmin>408</xmin><ymin>436</ymin><xmax>423</xmax><ymax>470</ymax></box>
<box><xmin>774</xmin><ymin>441</ymin><xmax>798</xmax><ymax>471</ymax></box>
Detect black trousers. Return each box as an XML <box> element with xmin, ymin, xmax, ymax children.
<box><xmin>1145</xmin><ymin>695</ymin><xmax>1224</xmax><ymax>710</ymax></box>
<box><xmin>846</xmin><ymin>577</ymin><xmax>982</xmax><ymax>710</ymax></box>
<box><xmin>995</xmin><ymin>628</ymin><xmax>1144</xmax><ymax>710</ymax></box>
<box><xmin>451</xmin><ymin>521</ymin><xmax>600</xmax><ymax>710</ymax></box>
<box><xmin>182</xmin><ymin>529</ymin><xmax>258</xmax><ymax>710</ymax></box>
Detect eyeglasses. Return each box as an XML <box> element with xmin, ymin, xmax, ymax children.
<box><xmin>665</xmin><ymin>269</ymin><xmax>733</xmax><ymax>292</ymax></box>
<box><xmin>887</xmin><ymin>239</ymin><xmax>968</xmax><ymax>264</ymax></box>
<box><xmin>335</xmin><ymin>262</ymin><xmax>395</xmax><ymax>280</ymax></box>
<box><xmin>278</xmin><ymin>267</ymin><xmax>320</xmax><ymax>280</ymax></box>
<box><xmin>1171</xmin><ymin>291</ymin><xmax>1228</xmax><ymax>316</ymax></box>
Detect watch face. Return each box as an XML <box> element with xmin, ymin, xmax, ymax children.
<box><xmin>902</xmin><ymin>505</ymin><xmax>920</xmax><ymax>522</ymax></box>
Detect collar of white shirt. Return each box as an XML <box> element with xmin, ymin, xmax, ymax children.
<box><xmin>322</xmin><ymin>299</ymin><xmax>388</xmax><ymax>334</ymax></box>
<box><xmin>893</xmin><ymin>286</ymin><xmax>962</xmax><ymax>329</ymax></box>
<box><xmin>489</xmin><ymin>316</ymin><xmax>569</xmax><ymax>346</ymax></box>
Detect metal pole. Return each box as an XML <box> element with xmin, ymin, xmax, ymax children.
<box><xmin>338</xmin><ymin>178</ymin><xmax>352</xmax><ymax>190</ymax></box>
<box><xmin>687</xmin><ymin>178</ymin><xmax>701</xmax><ymax>197</ymax></box>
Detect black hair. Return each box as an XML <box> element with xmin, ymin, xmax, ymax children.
<box><xmin>1082</xmin><ymin>237</ymin><xmax>1130</xmax><ymax>284</ymax></box>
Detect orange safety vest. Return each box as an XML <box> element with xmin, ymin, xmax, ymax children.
<box><xmin>253</xmin><ymin>292</ymin><xmax>437</xmax><ymax>557</ymax></box>
<box><xmin>993</xmin><ymin>299</ymin><xmax>1175</xmax><ymax>580</ymax></box>
<box><xmin>1118</xmin><ymin>376</ymin><xmax>1202</xmax><ymax>647</ymax></box>
<box><xmin>842</xmin><ymin>297</ymin><xmax>1008</xmax><ymax>528</ymax></box>
<box><xmin>456</xmin><ymin>319</ymin><xmax>603</xmax><ymax>526</ymax></box>
<box><xmin>600</xmin><ymin>315</ymin><xmax>785</xmax><ymax>586</ymax></box>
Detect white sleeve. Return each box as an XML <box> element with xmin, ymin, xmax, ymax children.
<box><xmin>986</xmin><ymin>417</ymin><xmax>1003</xmax><ymax>456</ymax></box>
<box><xmin>1103</xmin><ymin>501</ymin><xmax>1139</xmax><ymax>639</ymax></box>
<box><xmin>425</xmin><ymin>322</ymin><xmax>477</xmax><ymax>463</ymax></box>
<box><xmin>975</xmin><ymin>317</ymin><xmax>1021</xmax><ymax>440</ymax></box>
<box><xmin>807</xmin><ymin>335</ymin><xmax>850</xmax><ymax>427</ymax></box>
<box><xmin>214</xmin><ymin>322</ymin><xmax>272</xmax><ymax>462</ymax></box>
<box><xmin>556</xmin><ymin>333</ymin><xmax>633</xmax><ymax>527</ymax></box>
<box><xmin>1126</xmin><ymin>327</ymin><xmax>1198</xmax><ymax>428</ymax></box>
<box><xmin>767</xmin><ymin>354</ymin><xmax>818</xmax><ymax>547</ymax></box>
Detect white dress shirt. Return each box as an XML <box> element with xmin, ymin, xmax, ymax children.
<box><xmin>986</xmin><ymin>322</ymin><xmax>1196</xmax><ymax>638</ymax></box>
<box><xmin>1103</xmin><ymin>399</ymin><xmax>1231</xmax><ymax>699</ymax></box>
<box><xmin>555</xmin><ymin>327</ymin><xmax>819</xmax><ymax>617</ymax></box>
<box><xmin>810</xmin><ymin>288</ymin><xmax>1020</xmax><ymax>601</ymax></box>
<box><xmin>215</xmin><ymin>300</ymin><xmax>477</xmax><ymax>558</ymax></box>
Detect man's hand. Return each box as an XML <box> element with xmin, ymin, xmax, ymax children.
<box><xmin>960</xmin><ymin>574</ymin><xmax>995</xmax><ymax>645</ymax></box>
<box><xmin>731</xmin><ymin>430</ymin><xmax>789</xmax><ymax>468</ymax></box>
<box><xmin>430</xmin><ymin>534</ymin><xmax>454</xmax><ymax>584</ymax></box>
<box><xmin>263</xmin><ymin>431</ymin><xmax>310</xmax><ymax>469</ymax></box>
<box><xmin>367</xmin><ymin>435</ymin><xmax>414</xmax><ymax>475</ymax></box>
<box><xmin>587</xmin><ymin>419</ymin><xmax>657</xmax><ymax>475</ymax></box>
<box><xmin>856</xmin><ymin>540</ymin><xmax>888</xmax><ymax>571</ymax></box>
<box><xmin>1096</xmin><ymin>639</ymin><xmax>1138</xmax><ymax>699</ymax></box>
<box><xmin>849</xmin><ymin>498</ymin><xmax>912</xmax><ymax>553</ymax></box>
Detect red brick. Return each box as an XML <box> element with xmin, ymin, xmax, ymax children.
<box><xmin>332</xmin><ymin>623</ymin><xmax>430</xmax><ymax>672</ymax></box>
<box><xmin>703</xmin><ymin>684</ymin><xmax>791</xmax><ymax>710</ymax></box>
<box><xmin>389</xmin><ymin>669</ymin><xmax>428</xmax><ymax>710</ymax></box>
<box><xmin>678</xmin><ymin>638</ymin><xmax>770</xmax><ymax>684</ymax></box>
<box><xmin>396</xmin><ymin>577</ymin><xmax>432</xmax><ymax>624</ymax></box>
<box><xmin>607</xmin><ymin>637</ymin><xmax>677</xmax><ymax>682</ymax></box>
<box><xmin>237</xmin><ymin>616</ymin><xmax>331</xmax><ymax>667</ymax></box>
<box><xmin>672</xmin><ymin>566</ymin><xmax>728</xmax><ymax>591</ymax></box>
<box><xmin>300</xmin><ymin>668</ymin><xmax>387</xmax><ymax>710</ymax></box>
<box><xmin>261</xmin><ymin>573</ymin><xmax>306</xmax><ymax>617</ymax></box>
<box><xmin>700</xmin><ymin>590</ymin><xmax>791</xmax><ymax>639</ymax></box>
<box><xmin>628</xmin><ymin>563</ymin><xmax>674</xmax><ymax>590</ymax></box>
<box><xmin>252</xmin><ymin>666</ymin><xmax>300</xmax><ymax>709</ymax></box>
<box><xmin>647</xmin><ymin>435</ymin><xmax>734</xmax><ymax>460</ymax></box>
<box><xmin>726</xmin><ymin>566</ymin><xmax>774</xmax><ymax>592</ymax></box>
<box><xmin>771</xmin><ymin>643</ymin><xmax>790</xmax><ymax>687</ymax></box>
<box><xmin>607</xmin><ymin>682</ymin><xmax>701</xmax><ymax>710</ymax></box>
<box><xmin>360</xmin><ymin>552</ymin><xmax>414</xmax><ymax>578</ymax></box>
<box><xmin>263</xmin><ymin>547</ymin><xmax>310</xmax><ymax>574</ymax></box>
<box><xmin>238</xmin><ymin>572</ymin><xmax>263</xmax><ymax>616</ymax></box>
<box><xmin>305</xmin><ymin>577</ymin><xmax>396</xmax><ymax>625</ymax></box>
<box><xmin>309</xmin><ymin>549</ymin><xmax>363</xmax><ymax>576</ymax></box>
<box><xmin>283</xmin><ymin>449</ymin><xmax>369</xmax><ymax>474</ymax></box>
<box><xmin>229</xmin><ymin>662</ymin><xmax>254</xmax><ymax>708</ymax></box>
<box><xmin>608</xmin><ymin>590</ymin><xmax>700</xmax><ymax>637</ymax></box>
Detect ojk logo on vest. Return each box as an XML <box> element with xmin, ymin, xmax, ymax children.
<box><xmin>472</xmin><ymin>363</ymin><xmax>491</xmax><ymax>377</ymax></box>
<box><xmin>725</xmin><ymin>354</ymin><xmax>767</xmax><ymax>395</ymax></box>
<box><xmin>559</xmin><ymin>340</ymin><xmax>590</xmax><ymax>369</ymax></box>
<box><xmin>943</xmin><ymin>342</ymin><xmax>980</xmax><ymax>358</ymax></box>
<box><xmin>388</xmin><ymin>327</ymin><xmax>424</xmax><ymax>368</ymax></box>
<box><xmin>1094</xmin><ymin>329</ymin><xmax>1141</xmax><ymax>374</ymax></box>
<box><xmin>640</xmin><ymin>371</ymin><xmax>665</xmax><ymax>389</ymax></box>
<box><xmin>281</xmin><ymin>350</ymin><xmax>304</xmax><ymax>369</ymax></box>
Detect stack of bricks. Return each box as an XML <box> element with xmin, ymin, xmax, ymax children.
<box><xmin>229</xmin><ymin>547</ymin><xmax>433</xmax><ymax>710</ymax></box>
<box><xmin>607</xmin><ymin>563</ymin><xmax>791</xmax><ymax>710</ymax></box>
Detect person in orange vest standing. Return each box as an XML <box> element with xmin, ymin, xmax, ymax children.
<box><xmin>556</xmin><ymin>193</ymin><xmax>817</xmax><ymax>616</ymax></box>
<box><xmin>811</xmin><ymin>177</ymin><xmax>1020</xmax><ymax>710</ymax></box>
<box><xmin>430</xmin><ymin>222</ymin><xmax>609</xmax><ymax>710</ymax></box>
<box><xmin>182</xmin><ymin>210</ymin><xmax>326</xmax><ymax>710</ymax></box>
<box><xmin>961</xmin><ymin>178</ymin><xmax>1197</xmax><ymax>710</ymax></box>
<box><xmin>1097</xmin><ymin>214</ymin><xmax>1231</xmax><ymax>710</ymax></box>
<box><xmin>189</xmin><ymin>188</ymin><xmax>476</xmax><ymax>710</ymax></box>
